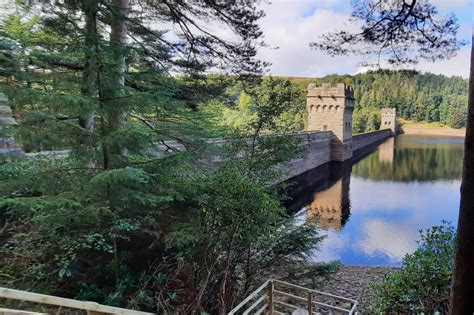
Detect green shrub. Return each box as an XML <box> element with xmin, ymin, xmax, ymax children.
<box><xmin>372</xmin><ymin>223</ymin><xmax>455</xmax><ymax>314</ymax></box>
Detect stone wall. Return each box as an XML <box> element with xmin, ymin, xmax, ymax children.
<box><xmin>0</xmin><ymin>93</ymin><xmax>23</xmax><ymax>159</ymax></box>
<box><xmin>280</xmin><ymin>129</ymin><xmax>392</xmax><ymax>182</ymax></box>
<box><xmin>280</xmin><ymin>131</ymin><xmax>332</xmax><ymax>181</ymax></box>
<box><xmin>352</xmin><ymin>129</ymin><xmax>392</xmax><ymax>152</ymax></box>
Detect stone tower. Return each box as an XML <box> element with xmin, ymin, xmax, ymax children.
<box><xmin>0</xmin><ymin>93</ymin><xmax>22</xmax><ymax>158</ymax></box>
<box><xmin>307</xmin><ymin>83</ymin><xmax>354</xmax><ymax>161</ymax></box>
<box><xmin>381</xmin><ymin>108</ymin><xmax>396</xmax><ymax>135</ymax></box>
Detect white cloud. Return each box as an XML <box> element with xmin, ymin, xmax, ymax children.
<box><xmin>256</xmin><ymin>1</ymin><xmax>471</xmax><ymax>78</ymax></box>
<box><xmin>257</xmin><ymin>2</ymin><xmax>360</xmax><ymax>77</ymax></box>
<box><xmin>349</xmin><ymin>178</ymin><xmax>461</xmax><ymax>217</ymax></box>
<box><xmin>357</xmin><ymin>219</ymin><xmax>418</xmax><ymax>262</ymax></box>
<box><xmin>414</xmin><ymin>47</ymin><xmax>471</xmax><ymax>78</ymax></box>
<box><xmin>313</xmin><ymin>229</ymin><xmax>349</xmax><ymax>262</ymax></box>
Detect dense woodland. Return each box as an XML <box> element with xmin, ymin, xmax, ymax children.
<box><xmin>5</xmin><ymin>66</ymin><xmax>469</xmax><ymax>152</ymax></box>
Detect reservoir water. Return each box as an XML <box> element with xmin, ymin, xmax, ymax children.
<box><xmin>287</xmin><ymin>134</ymin><xmax>464</xmax><ymax>266</ymax></box>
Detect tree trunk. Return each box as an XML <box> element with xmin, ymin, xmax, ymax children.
<box><xmin>79</xmin><ymin>0</ymin><xmax>99</xmax><ymax>142</ymax></box>
<box><xmin>100</xmin><ymin>0</ymin><xmax>129</xmax><ymax>168</ymax></box>
<box><xmin>449</xmin><ymin>35</ymin><xmax>474</xmax><ymax>314</ymax></box>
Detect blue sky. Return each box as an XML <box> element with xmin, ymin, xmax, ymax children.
<box><xmin>256</xmin><ymin>0</ymin><xmax>472</xmax><ymax>78</ymax></box>
<box><xmin>0</xmin><ymin>0</ymin><xmax>470</xmax><ymax>78</ymax></box>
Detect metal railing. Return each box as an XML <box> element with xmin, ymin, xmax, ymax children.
<box><xmin>228</xmin><ymin>279</ymin><xmax>358</xmax><ymax>315</ymax></box>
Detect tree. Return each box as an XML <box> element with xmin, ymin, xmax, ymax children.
<box><xmin>0</xmin><ymin>0</ymin><xmax>264</xmax><ymax>307</ymax></box>
<box><xmin>372</xmin><ymin>223</ymin><xmax>455</xmax><ymax>313</ymax></box>
<box><xmin>312</xmin><ymin>0</ymin><xmax>463</xmax><ymax>65</ymax></box>
<box><xmin>450</xmin><ymin>34</ymin><xmax>474</xmax><ymax>315</ymax></box>
<box><xmin>162</xmin><ymin>78</ymin><xmax>327</xmax><ymax>313</ymax></box>
<box><xmin>0</xmin><ymin>2</ymin><xmax>330</xmax><ymax>312</ymax></box>
<box><xmin>313</xmin><ymin>1</ymin><xmax>472</xmax><ymax>313</ymax></box>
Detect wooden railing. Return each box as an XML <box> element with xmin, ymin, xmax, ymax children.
<box><xmin>228</xmin><ymin>279</ymin><xmax>358</xmax><ymax>315</ymax></box>
<box><xmin>0</xmin><ymin>287</ymin><xmax>154</xmax><ymax>315</ymax></box>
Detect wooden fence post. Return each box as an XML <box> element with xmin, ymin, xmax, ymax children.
<box><xmin>267</xmin><ymin>281</ymin><xmax>274</xmax><ymax>315</ymax></box>
<box><xmin>307</xmin><ymin>292</ymin><xmax>313</xmax><ymax>314</ymax></box>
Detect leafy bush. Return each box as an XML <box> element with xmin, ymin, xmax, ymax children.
<box><xmin>372</xmin><ymin>223</ymin><xmax>455</xmax><ymax>314</ymax></box>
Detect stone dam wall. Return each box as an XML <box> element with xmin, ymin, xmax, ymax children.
<box><xmin>280</xmin><ymin>129</ymin><xmax>392</xmax><ymax>182</ymax></box>
<box><xmin>352</xmin><ymin>129</ymin><xmax>392</xmax><ymax>152</ymax></box>
<box><xmin>158</xmin><ymin>129</ymin><xmax>392</xmax><ymax>183</ymax></box>
<box><xmin>282</xmin><ymin>131</ymin><xmax>332</xmax><ymax>181</ymax></box>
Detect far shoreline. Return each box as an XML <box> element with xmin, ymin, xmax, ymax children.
<box><xmin>400</xmin><ymin>126</ymin><xmax>466</xmax><ymax>138</ymax></box>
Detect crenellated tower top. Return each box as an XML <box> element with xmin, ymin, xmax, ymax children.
<box><xmin>307</xmin><ymin>83</ymin><xmax>355</xmax><ymax>101</ymax></box>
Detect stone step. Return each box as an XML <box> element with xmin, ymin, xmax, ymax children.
<box><xmin>0</xmin><ymin>105</ymin><xmax>12</xmax><ymax>115</ymax></box>
<box><xmin>0</xmin><ymin>117</ymin><xmax>17</xmax><ymax>125</ymax></box>
<box><xmin>0</xmin><ymin>93</ymin><xmax>8</xmax><ymax>102</ymax></box>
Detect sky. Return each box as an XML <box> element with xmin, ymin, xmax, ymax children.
<box><xmin>256</xmin><ymin>0</ymin><xmax>472</xmax><ymax>78</ymax></box>
<box><xmin>0</xmin><ymin>0</ymin><xmax>470</xmax><ymax>78</ymax></box>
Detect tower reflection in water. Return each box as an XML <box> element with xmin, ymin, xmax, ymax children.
<box><xmin>307</xmin><ymin>177</ymin><xmax>350</xmax><ymax>231</ymax></box>
<box><xmin>287</xmin><ymin>138</ymin><xmax>394</xmax><ymax>232</ymax></box>
<box><xmin>306</xmin><ymin>137</ymin><xmax>395</xmax><ymax>230</ymax></box>
<box><xmin>378</xmin><ymin>136</ymin><xmax>395</xmax><ymax>164</ymax></box>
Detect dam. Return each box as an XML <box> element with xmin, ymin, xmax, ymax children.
<box><xmin>281</xmin><ymin>83</ymin><xmax>395</xmax><ymax>181</ymax></box>
<box><xmin>0</xmin><ymin>83</ymin><xmax>396</xmax><ymax>184</ymax></box>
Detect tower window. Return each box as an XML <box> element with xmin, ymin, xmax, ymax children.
<box><xmin>323</xmin><ymin>125</ymin><xmax>327</xmax><ymax>131</ymax></box>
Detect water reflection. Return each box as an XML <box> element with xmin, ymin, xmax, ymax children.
<box><xmin>353</xmin><ymin>135</ymin><xmax>463</xmax><ymax>182</ymax></box>
<box><xmin>378</xmin><ymin>136</ymin><xmax>394</xmax><ymax>164</ymax></box>
<box><xmin>287</xmin><ymin>135</ymin><xmax>463</xmax><ymax>266</ymax></box>
<box><xmin>307</xmin><ymin>177</ymin><xmax>350</xmax><ymax>231</ymax></box>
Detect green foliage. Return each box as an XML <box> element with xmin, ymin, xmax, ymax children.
<box><xmin>0</xmin><ymin>58</ymin><xmax>326</xmax><ymax>315</ymax></box>
<box><xmin>353</xmin><ymin>107</ymin><xmax>381</xmax><ymax>134</ymax></box>
<box><xmin>144</xmin><ymin>146</ymin><xmax>325</xmax><ymax>312</ymax></box>
<box><xmin>291</xmin><ymin>70</ymin><xmax>467</xmax><ymax>130</ymax></box>
<box><xmin>204</xmin><ymin>71</ymin><xmax>468</xmax><ymax>135</ymax></box>
<box><xmin>371</xmin><ymin>223</ymin><xmax>455</xmax><ymax>314</ymax></box>
<box><xmin>203</xmin><ymin>77</ymin><xmax>306</xmax><ymax>133</ymax></box>
<box><xmin>159</xmin><ymin>78</ymin><xmax>326</xmax><ymax>312</ymax></box>
<box><xmin>1</xmin><ymin>3</ymin><xmax>309</xmax><ymax>313</ymax></box>
<box><xmin>352</xmin><ymin>70</ymin><xmax>467</xmax><ymax>129</ymax></box>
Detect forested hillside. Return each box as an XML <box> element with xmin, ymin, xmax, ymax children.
<box><xmin>209</xmin><ymin>71</ymin><xmax>468</xmax><ymax>135</ymax></box>
<box><xmin>289</xmin><ymin>70</ymin><xmax>469</xmax><ymax>132</ymax></box>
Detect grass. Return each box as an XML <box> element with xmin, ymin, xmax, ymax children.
<box><xmin>399</xmin><ymin>119</ymin><xmax>461</xmax><ymax>129</ymax></box>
